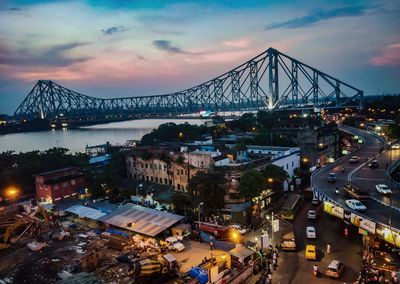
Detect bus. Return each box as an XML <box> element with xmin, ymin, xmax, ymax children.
<box><xmin>280</xmin><ymin>194</ymin><xmax>302</xmax><ymax>220</ymax></box>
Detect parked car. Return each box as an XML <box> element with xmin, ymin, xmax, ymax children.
<box><xmin>307</xmin><ymin>209</ymin><xmax>317</xmax><ymax>219</ymax></box>
<box><xmin>305</xmin><ymin>245</ymin><xmax>317</xmax><ymax>260</ymax></box>
<box><xmin>326</xmin><ymin>260</ymin><xmax>344</xmax><ymax>278</ymax></box>
<box><xmin>349</xmin><ymin>156</ymin><xmax>360</xmax><ymax>164</ymax></box>
<box><xmin>375</xmin><ymin>184</ymin><xmax>392</xmax><ymax>195</ymax></box>
<box><xmin>160</xmin><ymin>237</ymin><xmax>185</xmax><ymax>252</ymax></box>
<box><xmin>327</xmin><ymin>172</ymin><xmax>336</xmax><ymax>183</ymax></box>
<box><xmin>368</xmin><ymin>160</ymin><xmax>379</xmax><ymax>168</ymax></box>
<box><xmin>306</xmin><ymin>226</ymin><xmax>316</xmax><ymax>239</ymax></box>
<box><xmin>345</xmin><ymin>199</ymin><xmax>367</xmax><ymax>211</ymax></box>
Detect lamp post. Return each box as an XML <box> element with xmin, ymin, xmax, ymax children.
<box><xmin>5</xmin><ymin>186</ymin><xmax>20</xmax><ymax>206</ymax></box>
<box><xmin>198</xmin><ymin>202</ymin><xmax>204</xmax><ymax>224</ymax></box>
<box><xmin>136</xmin><ymin>183</ymin><xmax>143</xmax><ymax>205</ymax></box>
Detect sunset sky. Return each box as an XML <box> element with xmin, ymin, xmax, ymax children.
<box><xmin>0</xmin><ymin>0</ymin><xmax>399</xmax><ymax>114</ymax></box>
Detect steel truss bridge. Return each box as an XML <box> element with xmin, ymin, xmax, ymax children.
<box><xmin>14</xmin><ymin>47</ymin><xmax>363</xmax><ymax>120</ymax></box>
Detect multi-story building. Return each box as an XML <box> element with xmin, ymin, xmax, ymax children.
<box><xmin>35</xmin><ymin>167</ymin><xmax>85</xmax><ymax>204</ymax></box>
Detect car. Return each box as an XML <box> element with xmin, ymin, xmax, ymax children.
<box><xmin>326</xmin><ymin>260</ymin><xmax>344</xmax><ymax>278</ymax></box>
<box><xmin>306</xmin><ymin>226</ymin><xmax>316</xmax><ymax>239</ymax></box>
<box><xmin>161</xmin><ymin>237</ymin><xmax>185</xmax><ymax>252</ymax></box>
<box><xmin>391</xmin><ymin>143</ymin><xmax>400</xmax><ymax>149</ymax></box>
<box><xmin>368</xmin><ymin>160</ymin><xmax>379</xmax><ymax>168</ymax></box>
<box><xmin>327</xmin><ymin>172</ymin><xmax>336</xmax><ymax>183</ymax></box>
<box><xmin>307</xmin><ymin>209</ymin><xmax>317</xmax><ymax>219</ymax></box>
<box><xmin>345</xmin><ymin>199</ymin><xmax>367</xmax><ymax>211</ymax></box>
<box><xmin>229</xmin><ymin>224</ymin><xmax>249</xmax><ymax>234</ymax></box>
<box><xmin>349</xmin><ymin>156</ymin><xmax>360</xmax><ymax>164</ymax></box>
<box><xmin>305</xmin><ymin>245</ymin><xmax>317</xmax><ymax>260</ymax></box>
<box><xmin>375</xmin><ymin>184</ymin><xmax>392</xmax><ymax>195</ymax></box>
<box><xmin>311</xmin><ymin>198</ymin><xmax>319</xmax><ymax>206</ymax></box>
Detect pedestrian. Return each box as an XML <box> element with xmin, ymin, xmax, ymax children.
<box><xmin>210</xmin><ymin>241</ymin><xmax>214</xmax><ymax>250</ymax></box>
<box><xmin>327</xmin><ymin>243</ymin><xmax>331</xmax><ymax>254</ymax></box>
<box><xmin>273</xmin><ymin>258</ymin><xmax>277</xmax><ymax>270</ymax></box>
<box><xmin>267</xmin><ymin>272</ymin><xmax>272</xmax><ymax>283</ymax></box>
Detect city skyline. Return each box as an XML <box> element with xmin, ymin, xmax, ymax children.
<box><xmin>1</xmin><ymin>0</ymin><xmax>400</xmax><ymax>114</ymax></box>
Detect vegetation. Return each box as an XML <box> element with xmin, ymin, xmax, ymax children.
<box><xmin>263</xmin><ymin>164</ymin><xmax>288</xmax><ymax>199</ymax></box>
<box><xmin>239</xmin><ymin>169</ymin><xmax>265</xmax><ymax>198</ymax></box>
<box><xmin>0</xmin><ymin>148</ymin><xmax>88</xmax><ymax>197</ymax></box>
<box><xmin>141</xmin><ymin>122</ymin><xmax>213</xmax><ymax>145</ymax></box>
<box><xmin>188</xmin><ymin>171</ymin><xmax>226</xmax><ymax>218</ymax></box>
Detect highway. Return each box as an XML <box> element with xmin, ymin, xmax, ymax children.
<box><xmin>312</xmin><ymin>125</ymin><xmax>400</xmax><ymax>230</ymax></box>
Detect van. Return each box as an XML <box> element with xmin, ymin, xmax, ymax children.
<box><xmin>326</xmin><ymin>260</ymin><xmax>344</xmax><ymax>278</ymax></box>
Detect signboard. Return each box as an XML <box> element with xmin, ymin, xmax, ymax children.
<box><xmin>324</xmin><ymin>201</ymin><xmax>344</xmax><ymax>219</ymax></box>
<box><xmin>273</xmin><ymin>219</ymin><xmax>279</xmax><ymax>233</ymax></box>
<box><xmin>359</xmin><ymin>228</ymin><xmax>368</xmax><ymax>236</ymax></box>
<box><xmin>261</xmin><ymin>234</ymin><xmax>270</xmax><ymax>249</ymax></box>
<box><xmin>283</xmin><ymin>181</ymin><xmax>289</xmax><ymax>192</ymax></box>
<box><xmin>350</xmin><ymin>213</ymin><xmax>376</xmax><ymax>234</ymax></box>
<box><xmin>290</xmin><ymin>185</ymin><xmax>294</xmax><ymax>192</ymax></box>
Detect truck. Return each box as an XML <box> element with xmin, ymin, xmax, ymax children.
<box><xmin>130</xmin><ymin>254</ymin><xmax>179</xmax><ymax>278</ymax></box>
<box><xmin>343</xmin><ymin>183</ymin><xmax>370</xmax><ymax>200</ymax></box>
<box><xmin>160</xmin><ymin>237</ymin><xmax>185</xmax><ymax>252</ymax></box>
<box><xmin>280</xmin><ymin>232</ymin><xmax>296</xmax><ymax>251</ymax></box>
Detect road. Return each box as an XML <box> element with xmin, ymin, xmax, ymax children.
<box><xmin>312</xmin><ymin>125</ymin><xmax>400</xmax><ymax>230</ymax></box>
<box><xmin>247</xmin><ymin>200</ymin><xmax>363</xmax><ymax>284</ymax></box>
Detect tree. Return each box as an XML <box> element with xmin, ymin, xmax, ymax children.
<box><xmin>263</xmin><ymin>164</ymin><xmax>288</xmax><ymax>198</ymax></box>
<box><xmin>188</xmin><ymin>171</ymin><xmax>226</xmax><ymax>218</ymax></box>
<box><xmin>172</xmin><ymin>192</ymin><xmax>191</xmax><ymax>216</ymax></box>
<box><xmin>239</xmin><ymin>169</ymin><xmax>265</xmax><ymax>199</ymax></box>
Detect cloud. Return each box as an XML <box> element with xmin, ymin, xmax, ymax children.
<box><xmin>101</xmin><ymin>26</ymin><xmax>129</xmax><ymax>36</ymax></box>
<box><xmin>153</xmin><ymin>40</ymin><xmax>188</xmax><ymax>54</ymax></box>
<box><xmin>265</xmin><ymin>5</ymin><xmax>368</xmax><ymax>30</ymax></box>
<box><xmin>370</xmin><ymin>44</ymin><xmax>400</xmax><ymax>66</ymax></box>
<box><xmin>0</xmin><ymin>41</ymin><xmax>90</xmax><ymax>67</ymax></box>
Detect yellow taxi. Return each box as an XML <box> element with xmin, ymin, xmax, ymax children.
<box><xmin>305</xmin><ymin>245</ymin><xmax>317</xmax><ymax>260</ymax></box>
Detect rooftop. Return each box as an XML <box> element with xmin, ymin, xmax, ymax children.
<box><xmin>99</xmin><ymin>204</ymin><xmax>184</xmax><ymax>237</ymax></box>
<box><xmin>35</xmin><ymin>167</ymin><xmax>80</xmax><ymax>177</ymax></box>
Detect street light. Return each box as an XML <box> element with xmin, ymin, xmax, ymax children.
<box><xmin>198</xmin><ymin>202</ymin><xmax>204</xmax><ymax>224</ymax></box>
<box><xmin>135</xmin><ymin>183</ymin><xmax>143</xmax><ymax>205</ymax></box>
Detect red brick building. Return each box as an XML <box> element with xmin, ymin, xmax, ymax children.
<box><xmin>35</xmin><ymin>167</ymin><xmax>85</xmax><ymax>204</ymax></box>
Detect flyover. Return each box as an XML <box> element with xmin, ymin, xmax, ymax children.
<box><xmin>312</xmin><ymin>125</ymin><xmax>400</xmax><ymax>247</ymax></box>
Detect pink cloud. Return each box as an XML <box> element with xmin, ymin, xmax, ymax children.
<box><xmin>223</xmin><ymin>38</ymin><xmax>251</xmax><ymax>48</ymax></box>
<box><xmin>370</xmin><ymin>43</ymin><xmax>400</xmax><ymax>66</ymax></box>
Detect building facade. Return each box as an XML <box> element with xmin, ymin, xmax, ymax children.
<box><xmin>35</xmin><ymin>167</ymin><xmax>85</xmax><ymax>204</ymax></box>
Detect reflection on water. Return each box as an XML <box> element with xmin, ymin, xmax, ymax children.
<box><xmin>0</xmin><ymin>118</ymin><xmax>206</xmax><ymax>153</ymax></box>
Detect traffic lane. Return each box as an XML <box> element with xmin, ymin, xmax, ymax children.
<box><xmin>276</xmin><ymin>201</ymin><xmax>362</xmax><ymax>284</ymax></box>
<box><xmin>313</xmin><ymin>128</ymin><xmax>400</xmax><ymax>229</ymax></box>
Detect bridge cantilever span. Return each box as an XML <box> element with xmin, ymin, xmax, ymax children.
<box><xmin>14</xmin><ymin>47</ymin><xmax>364</xmax><ymax>120</ymax></box>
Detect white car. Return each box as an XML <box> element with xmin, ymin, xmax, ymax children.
<box><xmin>307</xmin><ymin>209</ymin><xmax>317</xmax><ymax>219</ymax></box>
<box><xmin>391</xmin><ymin>143</ymin><xmax>400</xmax><ymax>149</ymax></box>
<box><xmin>163</xmin><ymin>237</ymin><xmax>185</xmax><ymax>252</ymax></box>
<box><xmin>306</xmin><ymin>226</ymin><xmax>316</xmax><ymax>239</ymax></box>
<box><xmin>375</xmin><ymin>184</ymin><xmax>392</xmax><ymax>195</ymax></box>
<box><xmin>229</xmin><ymin>224</ymin><xmax>249</xmax><ymax>234</ymax></box>
<box><xmin>345</xmin><ymin>199</ymin><xmax>367</xmax><ymax>211</ymax></box>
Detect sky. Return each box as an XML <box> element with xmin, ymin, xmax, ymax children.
<box><xmin>0</xmin><ymin>0</ymin><xmax>399</xmax><ymax>114</ymax></box>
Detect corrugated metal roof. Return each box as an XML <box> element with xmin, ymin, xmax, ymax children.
<box><xmin>99</xmin><ymin>204</ymin><xmax>184</xmax><ymax>237</ymax></box>
<box><xmin>66</xmin><ymin>205</ymin><xmax>108</xmax><ymax>220</ymax></box>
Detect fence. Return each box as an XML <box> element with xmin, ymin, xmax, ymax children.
<box><xmin>387</xmin><ymin>158</ymin><xmax>400</xmax><ymax>190</ymax></box>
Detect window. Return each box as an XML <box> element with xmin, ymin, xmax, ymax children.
<box><xmin>177</xmin><ymin>170</ymin><xmax>180</xmax><ymax>176</ymax></box>
<box><xmin>181</xmin><ymin>169</ymin><xmax>184</xmax><ymax>175</ymax></box>
<box><xmin>177</xmin><ymin>184</ymin><xmax>181</xmax><ymax>190</ymax></box>
<box><xmin>164</xmin><ymin>178</ymin><xmax>167</xmax><ymax>184</ymax></box>
<box><xmin>145</xmin><ymin>163</ymin><xmax>148</xmax><ymax>169</ymax></box>
<box><xmin>286</xmin><ymin>164</ymin><xmax>289</xmax><ymax>170</ymax></box>
<box><xmin>159</xmin><ymin>178</ymin><xmax>162</xmax><ymax>184</ymax></box>
<box><xmin>151</xmin><ymin>176</ymin><xmax>153</xmax><ymax>182</ymax></box>
<box><xmin>159</xmin><ymin>164</ymin><xmax>162</xmax><ymax>170</ymax></box>
<box><xmin>71</xmin><ymin>179</ymin><xmax>76</xmax><ymax>185</ymax></box>
<box><xmin>146</xmin><ymin>176</ymin><xmax>149</xmax><ymax>181</ymax></box>
<box><xmin>292</xmin><ymin>161</ymin><xmax>294</xmax><ymax>167</ymax></box>
<box><xmin>169</xmin><ymin>179</ymin><xmax>172</xmax><ymax>185</ymax></box>
<box><xmin>155</xmin><ymin>177</ymin><xmax>158</xmax><ymax>183</ymax></box>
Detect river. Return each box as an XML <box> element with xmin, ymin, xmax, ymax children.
<box><xmin>0</xmin><ymin>118</ymin><xmax>207</xmax><ymax>153</ymax></box>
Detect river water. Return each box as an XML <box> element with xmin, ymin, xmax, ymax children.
<box><xmin>0</xmin><ymin>119</ymin><xmax>206</xmax><ymax>153</ymax></box>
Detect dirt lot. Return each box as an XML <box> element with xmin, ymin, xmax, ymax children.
<box><xmin>170</xmin><ymin>240</ymin><xmax>228</xmax><ymax>273</ymax></box>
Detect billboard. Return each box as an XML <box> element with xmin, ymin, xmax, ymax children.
<box><xmin>350</xmin><ymin>213</ymin><xmax>376</xmax><ymax>234</ymax></box>
<box><xmin>324</xmin><ymin>201</ymin><xmax>344</xmax><ymax>219</ymax></box>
